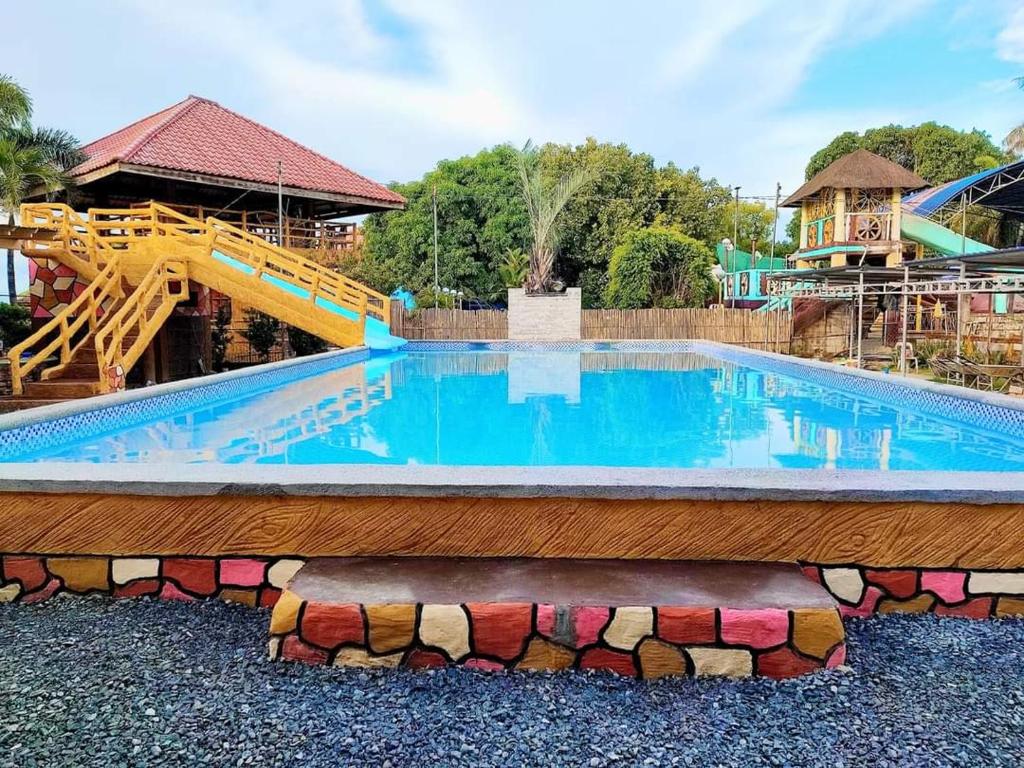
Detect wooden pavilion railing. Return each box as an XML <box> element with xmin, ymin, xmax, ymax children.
<box><xmin>129</xmin><ymin>202</ymin><xmax>359</xmax><ymax>252</ymax></box>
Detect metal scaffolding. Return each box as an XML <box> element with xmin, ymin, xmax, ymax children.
<box><xmin>768</xmin><ymin>247</ymin><xmax>1024</xmax><ymax>375</ymax></box>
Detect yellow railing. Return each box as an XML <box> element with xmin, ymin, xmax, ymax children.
<box><xmin>7</xmin><ymin>258</ymin><xmax>124</xmax><ymax>395</ymax></box>
<box><xmin>20</xmin><ymin>204</ymin><xmax>111</xmax><ymax>277</ymax></box>
<box><xmin>16</xmin><ymin>201</ymin><xmax>389</xmax><ymax>395</ymax></box>
<box><xmin>93</xmin><ymin>256</ymin><xmax>190</xmax><ymax>393</ymax></box>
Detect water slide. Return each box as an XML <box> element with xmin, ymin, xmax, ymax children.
<box><xmin>900</xmin><ymin>212</ymin><xmax>993</xmax><ymax>257</ymax></box>
<box><xmin>212</xmin><ymin>250</ymin><xmax>406</xmax><ymax>350</ymax></box>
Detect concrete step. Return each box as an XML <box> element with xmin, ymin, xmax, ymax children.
<box><xmin>23</xmin><ymin>380</ymin><xmax>101</xmax><ymax>399</ymax></box>
<box><xmin>269</xmin><ymin>558</ymin><xmax>845</xmax><ymax>680</ymax></box>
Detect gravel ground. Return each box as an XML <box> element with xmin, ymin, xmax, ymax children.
<box><xmin>1</xmin><ymin>597</ymin><xmax>1023</xmax><ymax>767</ymax></box>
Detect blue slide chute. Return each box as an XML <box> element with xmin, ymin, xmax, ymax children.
<box><xmin>212</xmin><ymin>250</ymin><xmax>407</xmax><ymax>350</ymax></box>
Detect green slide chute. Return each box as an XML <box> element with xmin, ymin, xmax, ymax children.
<box><xmin>900</xmin><ymin>213</ymin><xmax>992</xmax><ymax>257</ymax></box>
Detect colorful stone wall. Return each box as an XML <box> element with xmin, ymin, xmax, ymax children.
<box><xmin>268</xmin><ymin>593</ymin><xmax>846</xmax><ymax>680</ymax></box>
<box><xmin>28</xmin><ymin>258</ymin><xmax>92</xmax><ymax>320</ymax></box>
<box><xmin>805</xmin><ymin>564</ymin><xmax>1024</xmax><ymax>618</ymax></box>
<box><xmin>0</xmin><ymin>554</ymin><xmax>302</xmax><ymax>607</ymax></box>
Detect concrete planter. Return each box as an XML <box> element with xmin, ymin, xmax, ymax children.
<box><xmin>507</xmin><ymin>288</ymin><xmax>581</xmax><ymax>341</ymax></box>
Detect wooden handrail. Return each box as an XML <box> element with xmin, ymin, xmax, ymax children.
<box><xmin>7</xmin><ymin>258</ymin><xmax>123</xmax><ymax>395</ymax></box>
<box><xmin>15</xmin><ymin>201</ymin><xmax>387</xmax><ymax>395</ymax></box>
<box><xmin>93</xmin><ymin>256</ymin><xmax>189</xmax><ymax>393</ymax></box>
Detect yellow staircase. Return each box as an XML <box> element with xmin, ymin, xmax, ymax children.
<box><xmin>8</xmin><ymin>203</ymin><xmax>390</xmax><ymax>400</ymax></box>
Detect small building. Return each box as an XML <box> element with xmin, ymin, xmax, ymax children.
<box><xmin>782</xmin><ymin>149</ymin><xmax>927</xmax><ymax>270</ymax></box>
<box><xmin>715</xmin><ymin>242</ymin><xmax>787</xmax><ymax>309</ymax></box>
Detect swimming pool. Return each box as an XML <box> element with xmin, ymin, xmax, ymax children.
<box><xmin>3</xmin><ymin>341</ymin><xmax>1024</xmax><ymax>471</ymax></box>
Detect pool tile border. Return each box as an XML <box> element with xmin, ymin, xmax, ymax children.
<box><xmin>0</xmin><ymin>347</ymin><xmax>369</xmax><ymax>460</ymax></box>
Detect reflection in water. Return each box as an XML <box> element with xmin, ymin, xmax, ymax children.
<box><xmin>19</xmin><ymin>351</ymin><xmax>1024</xmax><ymax>470</ymax></box>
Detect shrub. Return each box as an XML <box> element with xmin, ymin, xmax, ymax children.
<box><xmin>0</xmin><ymin>302</ymin><xmax>30</xmax><ymax>350</ymax></box>
<box><xmin>604</xmin><ymin>226</ymin><xmax>716</xmax><ymax>309</ymax></box>
<box><xmin>240</xmin><ymin>310</ymin><xmax>280</xmax><ymax>363</ymax></box>
<box><xmin>288</xmin><ymin>326</ymin><xmax>327</xmax><ymax>357</ymax></box>
<box><xmin>210</xmin><ymin>303</ymin><xmax>232</xmax><ymax>372</ymax></box>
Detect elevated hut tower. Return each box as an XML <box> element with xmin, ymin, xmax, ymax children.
<box><xmin>783</xmin><ymin>149</ymin><xmax>927</xmax><ymax>270</ymax></box>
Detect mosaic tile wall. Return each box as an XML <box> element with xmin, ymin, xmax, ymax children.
<box><xmin>0</xmin><ymin>554</ymin><xmax>303</xmax><ymax>607</ymax></box>
<box><xmin>269</xmin><ymin>591</ymin><xmax>846</xmax><ymax>680</ymax></box>
<box><xmin>804</xmin><ymin>564</ymin><xmax>1024</xmax><ymax>618</ymax></box>
<box><xmin>28</xmin><ymin>258</ymin><xmax>92</xmax><ymax>320</ymax></box>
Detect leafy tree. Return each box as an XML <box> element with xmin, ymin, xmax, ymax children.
<box><xmin>805</xmin><ymin>123</ymin><xmax>1009</xmax><ymax>185</ymax></box>
<box><xmin>653</xmin><ymin>163</ymin><xmax>732</xmax><ymax>243</ymax></box>
<box><xmin>360</xmin><ymin>141</ymin><xmax>757</xmax><ymax>308</ymax></box>
<box><xmin>540</xmin><ymin>138</ymin><xmax>658</xmax><ymax>302</ymax></box>
<box><xmin>361</xmin><ymin>144</ymin><xmax>530</xmax><ymax>299</ymax></box>
<box><xmin>0</xmin><ymin>301</ymin><xmax>29</xmax><ymax>349</ymax></box>
<box><xmin>240</xmin><ymin>310</ymin><xmax>280</xmax><ymax>363</ymax></box>
<box><xmin>715</xmin><ymin>199</ymin><xmax>775</xmax><ymax>256</ymax></box>
<box><xmin>604</xmin><ymin>226</ymin><xmax>716</xmax><ymax>309</ymax></box>
<box><xmin>0</xmin><ymin>76</ymin><xmax>83</xmax><ymax>304</ymax></box>
<box><xmin>515</xmin><ymin>140</ymin><xmax>593</xmax><ymax>292</ymax></box>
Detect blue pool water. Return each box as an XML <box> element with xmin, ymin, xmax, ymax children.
<box><xmin>6</xmin><ymin>348</ymin><xmax>1024</xmax><ymax>470</ymax></box>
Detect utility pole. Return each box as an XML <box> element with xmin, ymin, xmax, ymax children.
<box><xmin>433</xmin><ymin>184</ymin><xmax>439</xmax><ymax>309</ymax></box>
<box><xmin>277</xmin><ymin>161</ymin><xmax>284</xmax><ymax>247</ymax></box>
<box><xmin>769</xmin><ymin>182</ymin><xmax>781</xmax><ymax>263</ymax></box>
<box><xmin>733</xmin><ymin>185</ymin><xmax>741</xmax><ymax>270</ymax></box>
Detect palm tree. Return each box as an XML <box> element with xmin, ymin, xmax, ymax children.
<box><xmin>1007</xmin><ymin>77</ymin><xmax>1024</xmax><ymax>156</ymax></box>
<box><xmin>0</xmin><ymin>75</ymin><xmax>31</xmax><ymax>127</ymax></box>
<box><xmin>0</xmin><ymin>76</ymin><xmax>83</xmax><ymax>303</ymax></box>
<box><xmin>514</xmin><ymin>140</ymin><xmax>593</xmax><ymax>293</ymax></box>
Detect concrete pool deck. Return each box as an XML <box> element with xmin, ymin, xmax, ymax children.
<box><xmin>1</xmin><ymin>462</ymin><xmax>1024</xmax><ymax>504</ymax></box>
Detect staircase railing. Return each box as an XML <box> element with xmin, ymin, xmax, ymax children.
<box><xmin>20</xmin><ymin>204</ymin><xmax>110</xmax><ymax>277</ymax></box>
<box><xmin>93</xmin><ymin>256</ymin><xmax>190</xmax><ymax>393</ymax></box>
<box><xmin>7</xmin><ymin>257</ymin><xmax>124</xmax><ymax>396</ymax></box>
<box><xmin>15</xmin><ymin>201</ymin><xmax>389</xmax><ymax>396</ymax></box>
<box><xmin>80</xmin><ymin>203</ymin><xmax>389</xmax><ymax>324</ymax></box>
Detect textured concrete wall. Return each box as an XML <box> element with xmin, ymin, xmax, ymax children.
<box><xmin>507</xmin><ymin>288</ymin><xmax>581</xmax><ymax>340</ymax></box>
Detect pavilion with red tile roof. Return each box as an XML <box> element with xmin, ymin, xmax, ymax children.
<box><xmin>49</xmin><ymin>95</ymin><xmax>405</xmax><ymax>218</ymax></box>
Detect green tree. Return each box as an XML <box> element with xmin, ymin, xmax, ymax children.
<box><xmin>0</xmin><ymin>301</ymin><xmax>29</xmax><ymax>349</ymax></box>
<box><xmin>240</xmin><ymin>310</ymin><xmax>280</xmax><ymax>363</ymax></box>
<box><xmin>540</xmin><ymin>138</ymin><xmax>658</xmax><ymax>303</ymax></box>
<box><xmin>604</xmin><ymin>226</ymin><xmax>716</xmax><ymax>309</ymax></box>
<box><xmin>0</xmin><ymin>76</ymin><xmax>83</xmax><ymax>304</ymax></box>
<box><xmin>714</xmin><ymin>199</ymin><xmax>775</xmax><ymax>256</ymax></box>
<box><xmin>653</xmin><ymin>163</ymin><xmax>732</xmax><ymax>243</ymax></box>
<box><xmin>361</xmin><ymin>144</ymin><xmax>530</xmax><ymax>300</ymax></box>
<box><xmin>497</xmin><ymin>248</ymin><xmax>528</xmax><ymax>288</ymax></box>
<box><xmin>804</xmin><ymin>123</ymin><xmax>1009</xmax><ymax>184</ymax></box>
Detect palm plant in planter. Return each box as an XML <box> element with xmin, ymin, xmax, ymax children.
<box><xmin>514</xmin><ymin>141</ymin><xmax>592</xmax><ymax>293</ymax></box>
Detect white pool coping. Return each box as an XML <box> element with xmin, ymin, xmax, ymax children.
<box><xmin>1</xmin><ymin>341</ymin><xmax>1024</xmax><ymax>504</ymax></box>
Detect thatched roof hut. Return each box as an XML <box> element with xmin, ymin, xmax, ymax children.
<box><xmin>782</xmin><ymin>149</ymin><xmax>928</xmax><ymax>207</ymax></box>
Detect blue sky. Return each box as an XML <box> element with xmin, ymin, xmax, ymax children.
<box><xmin>5</xmin><ymin>0</ymin><xmax>1024</xmax><ymax>212</ymax></box>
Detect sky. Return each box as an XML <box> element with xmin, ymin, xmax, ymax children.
<box><xmin>5</xmin><ymin>0</ymin><xmax>1024</xmax><ymax>222</ymax></box>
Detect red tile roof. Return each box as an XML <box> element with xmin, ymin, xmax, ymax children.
<box><xmin>73</xmin><ymin>96</ymin><xmax>405</xmax><ymax>206</ymax></box>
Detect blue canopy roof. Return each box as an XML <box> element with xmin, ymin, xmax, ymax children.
<box><xmin>903</xmin><ymin>160</ymin><xmax>1024</xmax><ymax>218</ymax></box>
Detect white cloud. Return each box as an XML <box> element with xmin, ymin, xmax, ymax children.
<box><xmin>996</xmin><ymin>7</ymin><xmax>1024</xmax><ymax>63</ymax></box>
